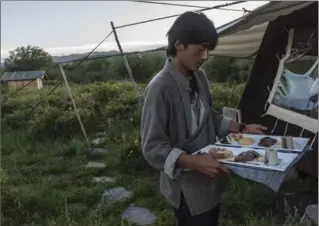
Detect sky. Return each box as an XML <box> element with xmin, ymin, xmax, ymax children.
<box><xmin>1</xmin><ymin>1</ymin><xmax>268</xmax><ymax>60</ymax></box>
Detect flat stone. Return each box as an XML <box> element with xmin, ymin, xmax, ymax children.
<box><xmin>305</xmin><ymin>204</ymin><xmax>318</xmax><ymax>224</ymax></box>
<box><xmin>92</xmin><ymin>138</ymin><xmax>106</xmax><ymax>145</ymax></box>
<box><xmin>102</xmin><ymin>187</ymin><xmax>132</xmax><ymax>202</ymax></box>
<box><xmin>89</xmin><ymin>148</ymin><xmax>109</xmax><ymax>155</ymax></box>
<box><xmin>92</xmin><ymin>176</ymin><xmax>116</xmax><ymax>183</ymax></box>
<box><xmin>85</xmin><ymin>162</ymin><xmax>106</xmax><ymax>168</ymax></box>
<box><xmin>121</xmin><ymin>205</ymin><xmax>156</xmax><ymax>225</ymax></box>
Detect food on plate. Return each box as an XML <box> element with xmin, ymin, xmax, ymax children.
<box><xmin>234</xmin><ymin>150</ymin><xmax>260</xmax><ymax>162</ymax></box>
<box><xmin>238</xmin><ymin>137</ymin><xmax>255</xmax><ymax>145</ymax></box>
<box><xmin>209</xmin><ymin>147</ymin><xmax>233</xmax><ymax>159</ymax></box>
<box><xmin>258</xmin><ymin>137</ymin><xmax>278</xmax><ymax>147</ymax></box>
<box><xmin>230</xmin><ymin>133</ymin><xmax>243</xmax><ymax>142</ymax></box>
<box><xmin>257</xmin><ymin>155</ymin><xmax>266</xmax><ymax>163</ymax></box>
<box><xmin>229</xmin><ymin>133</ymin><xmax>255</xmax><ymax>145</ymax></box>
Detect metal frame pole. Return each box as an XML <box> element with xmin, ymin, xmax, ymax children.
<box><xmin>110</xmin><ymin>21</ymin><xmax>142</xmax><ymax>108</ymax></box>
<box><xmin>59</xmin><ymin>64</ymin><xmax>90</xmax><ymax>147</ymax></box>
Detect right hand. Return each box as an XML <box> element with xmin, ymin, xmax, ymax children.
<box><xmin>192</xmin><ymin>153</ymin><xmax>230</xmax><ymax>178</ymax></box>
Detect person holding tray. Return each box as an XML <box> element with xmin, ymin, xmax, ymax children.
<box><xmin>140</xmin><ymin>11</ymin><xmax>267</xmax><ymax>226</ymax></box>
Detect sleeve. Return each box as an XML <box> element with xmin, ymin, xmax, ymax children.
<box><xmin>198</xmin><ymin>68</ymin><xmax>231</xmax><ymax>137</ymax></box>
<box><xmin>140</xmin><ymin>83</ymin><xmax>185</xmax><ymax>179</ymax></box>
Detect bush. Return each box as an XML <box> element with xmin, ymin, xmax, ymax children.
<box><xmin>117</xmin><ymin>133</ymin><xmax>154</xmax><ymax>174</ymax></box>
<box><xmin>1</xmin><ymin>81</ymin><xmax>243</xmax><ymax>138</ymax></box>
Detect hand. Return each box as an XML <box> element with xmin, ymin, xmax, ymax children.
<box><xmin>242</xmin><ymin>124</ymin><xmax>267</xmax><ymax>134</ymax></box>
<box><xmin>192</xmin><ymin>153</ymin><xmax>230</xmax><ymax>178</ymax></box>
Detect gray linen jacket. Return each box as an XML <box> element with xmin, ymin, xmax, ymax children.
<box><xmin>140</xmin><ymin>58</ymin><xmax>231</xmax><ymax>216</ymax></box>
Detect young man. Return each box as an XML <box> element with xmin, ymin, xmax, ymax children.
<box><xmin>141</xmin><ymin>12</ymin><xmax>267</xmax><ymax>226</ymax></box>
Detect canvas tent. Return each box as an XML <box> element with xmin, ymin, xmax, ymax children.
<box><xmin>210</xmin><ymin>1</ymin><xmax>315</xmax><ymax>58</ymax></box>
<box><xmin>221</xmin><ymin>1</ymin><xmax>318</xmax><ymax>177</ymax></box>
<box><xmin>106</xmin><ymin>1</ymin><xmax>318</xmax><ymax>175</ymax></box>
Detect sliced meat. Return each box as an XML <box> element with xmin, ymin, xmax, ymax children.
<box><xmin>235</xmin><ymin>150</ymin><xmax>259</xmax><ymax>162</ymax></box>
<box><xmin>258</xmin><ymin>137</ymin><xmax>277</xmax><ymax>147</ymax></box>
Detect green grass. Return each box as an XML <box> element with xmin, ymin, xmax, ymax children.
<box><xmin>1</xmin><ymin>82</ymin><xmax>313</xmax><ymax>226</ymax></box>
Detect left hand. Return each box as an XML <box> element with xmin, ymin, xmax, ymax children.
<box><xmin>242</xmin><ymin>124</ymin><xmax>267</xmax><ymax>134</ymax></box>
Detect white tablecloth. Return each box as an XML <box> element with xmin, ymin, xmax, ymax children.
<box><xmin>226</xmin><ymin>146</ymin><xmax>312</xmax><ymax>192</ymax></box>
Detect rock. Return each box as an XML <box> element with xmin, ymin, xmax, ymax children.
<box><xmin>102</xmin><ymin>187</ymin><xmax>132</xmax><ymax>202</ymax></box>
<box><xmin>300</xmin><ymin>204</ymin><xmax>318</xmax><ymax>225</ymax></box>
<box><xmin>85</xmin><ymin>162</ymin><xmax>106</xmax><ymax>168</ymax></box>
<box><xmin>92</xmin><ymin>176</ymin><xmax>116</xmax><ymax>183</ymax></box>
<box><xmin>89</xmin><ymin>148</ymin><xmax>109</xmax><ymax>155</ymax></box>
<box><xmin>92</xmin><ymin>138</ymin><xmax>106</xmax><ymax>145</ymax></box>
<box><xmin>121</xmin><ymin>204</ymin><xmax>156</xmax><ymax>225</ymax></box>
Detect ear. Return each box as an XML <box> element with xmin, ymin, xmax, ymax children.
<box><xmin>174</xmin><ymin>40</ymin><xmax>185</xmax><ymax>52</ymax></box>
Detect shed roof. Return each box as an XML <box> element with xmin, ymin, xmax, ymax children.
<box><xmin>0</xmin><ymin>71</ymin><xmax>45</xmax><ymax>82</ymax></box>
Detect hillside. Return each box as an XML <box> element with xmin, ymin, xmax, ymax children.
<box><xmin>51</xmin><ymin>51</ymin><xmax>120</xmax><ymax>64</ymax></box>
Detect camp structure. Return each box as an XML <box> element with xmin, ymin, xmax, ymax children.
<box><xmin>210</xmin><ymin>1</ymin><xmax>318</xmax><ymax>177</ymax></box>
<box><xmin>0</xmin><ymin>71</ymin><xmax>45</xmax><ymax>91</ymax></box>
<box><xmin>5</xmin><ymin>1</ymin><xmax>316</xmax><ymax>177</ymax></box>
<box><xmin>118</xmin><ymin>1</ymin><xmax>318</xmax><ymax>176</ymax></box>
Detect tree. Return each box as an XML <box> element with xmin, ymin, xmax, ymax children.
<box><xmin>4</xmin><ymin>45</ymin><xmax>53</xmax><ymax>72</ymax></box>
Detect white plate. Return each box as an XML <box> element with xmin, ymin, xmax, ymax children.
<box><xmin>215</xmin><ymin>134</ymin><xmax>309</xmax><ymax>152</ymax></box>
<box><xmin>194</xmin><ymin>145</ymin><xmax>299</xmax><ymax>172</ymax></box>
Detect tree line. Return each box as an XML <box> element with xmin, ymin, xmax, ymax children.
<box><xmin>2</xmin><ymin>45</ymin><xmax>254</xmax><ymax>84</ymax></box>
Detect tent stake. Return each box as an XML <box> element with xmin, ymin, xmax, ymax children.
<box><xmin>110</xmin><ymin>21</ymin><xmax>142</xmax><ymax>109</ymax></box>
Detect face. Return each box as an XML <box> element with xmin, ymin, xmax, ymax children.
<box><xmin>175</xmin><ymin>42</ymin><xmax>210</xmax><ymax>71</ymax></box>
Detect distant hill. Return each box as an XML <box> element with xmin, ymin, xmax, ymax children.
<box><xmin>0</xmin><ymin>48</ymin><xmax>166</xmax><ymax>68</ymax></box>
<box><xmin>51</xmin><ymin>47</ymin><xmax>166</xmax><ymax>64</ymax></box>
<box><xmin>52</xmin><ymin>51</ymin><xmax>119</xmax><ymax>64</ymax></box>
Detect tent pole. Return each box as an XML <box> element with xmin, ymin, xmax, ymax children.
<box><xmin>59</xmin><ymin>64</ymin><xmax>90</xmax><ymax>148</ymax></box>
<box><xmin>110</xmin><ymin>21</ymin><xmax>142</xmax><ymax>109</ymax></box>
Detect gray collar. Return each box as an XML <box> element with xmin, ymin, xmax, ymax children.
<box><xmin>163</xmin><ymin>58</ymin><xmax>191</xmax><ymax>91</ymax></box>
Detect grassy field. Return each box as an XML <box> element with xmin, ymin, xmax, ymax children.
<box><xmin>1</xmin><ymin>82</ymin><xmax>315</xmax><ymax>226</ymax></box>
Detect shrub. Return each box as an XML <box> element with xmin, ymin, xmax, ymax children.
<box><xmin>1</xmin><ymin>82</ymin><xmax>243</xmax><ymax>141</ymax></box>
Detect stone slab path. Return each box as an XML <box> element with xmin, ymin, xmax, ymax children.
<box><xmin>121</xmin><ymin>204</ymin><xmax>157</xmax><ymax>225</ymax></box>
<box><xmin>85</xmin><ymin>135</ymin><xmax>156</xmax><ymax>225</ymax></box>
<box><xmin>102</xmin><ymin>187</ymin><xmax>133</xmax><ymax>202</ymax></box>
<box><xmin>89</xmin><ymin>148</ymin><xmax>109</xmax><ymax>155</ymax></box>
<box><xmin>92</xmin><ymin>176</ymin><xmax>116</xmax><ymax>183</ymax></box>
<box><xmin>92</xmin><ymin>138</ymin><xmax>106</xmax><ymax>145</ymax></box>
<box><xmin>85</xmin><ymin>162</ymin><xmax>106</xmax><ymax>169</ymax></box>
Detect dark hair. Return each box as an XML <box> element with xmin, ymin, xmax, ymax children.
<box><xmin>166</xmin><ymin>11</ymin><xmax>218</xmax><ymax>56</ymax></box>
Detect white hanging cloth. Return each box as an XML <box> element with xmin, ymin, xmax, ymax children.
<box><xmin>263</xmin><ymin>28</ymin><xmax>318</xmax><ymax>134</ymax></box>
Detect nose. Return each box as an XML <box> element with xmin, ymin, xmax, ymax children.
<box><xmin>201</xmin><ymin>49</ymin><xmax>209</xmax><ymax>61</ymax></box>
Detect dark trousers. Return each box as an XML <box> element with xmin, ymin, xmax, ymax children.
<box><xmin>174</xmin><ymin>193</ymin><xmax>220</xmax><ymax>226</ymax></box>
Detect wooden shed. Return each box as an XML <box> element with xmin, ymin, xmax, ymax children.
<box><xmin>0</xmin><ymin>71</ymin><xmax>45</xmax><ymax>90</ymax></box>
